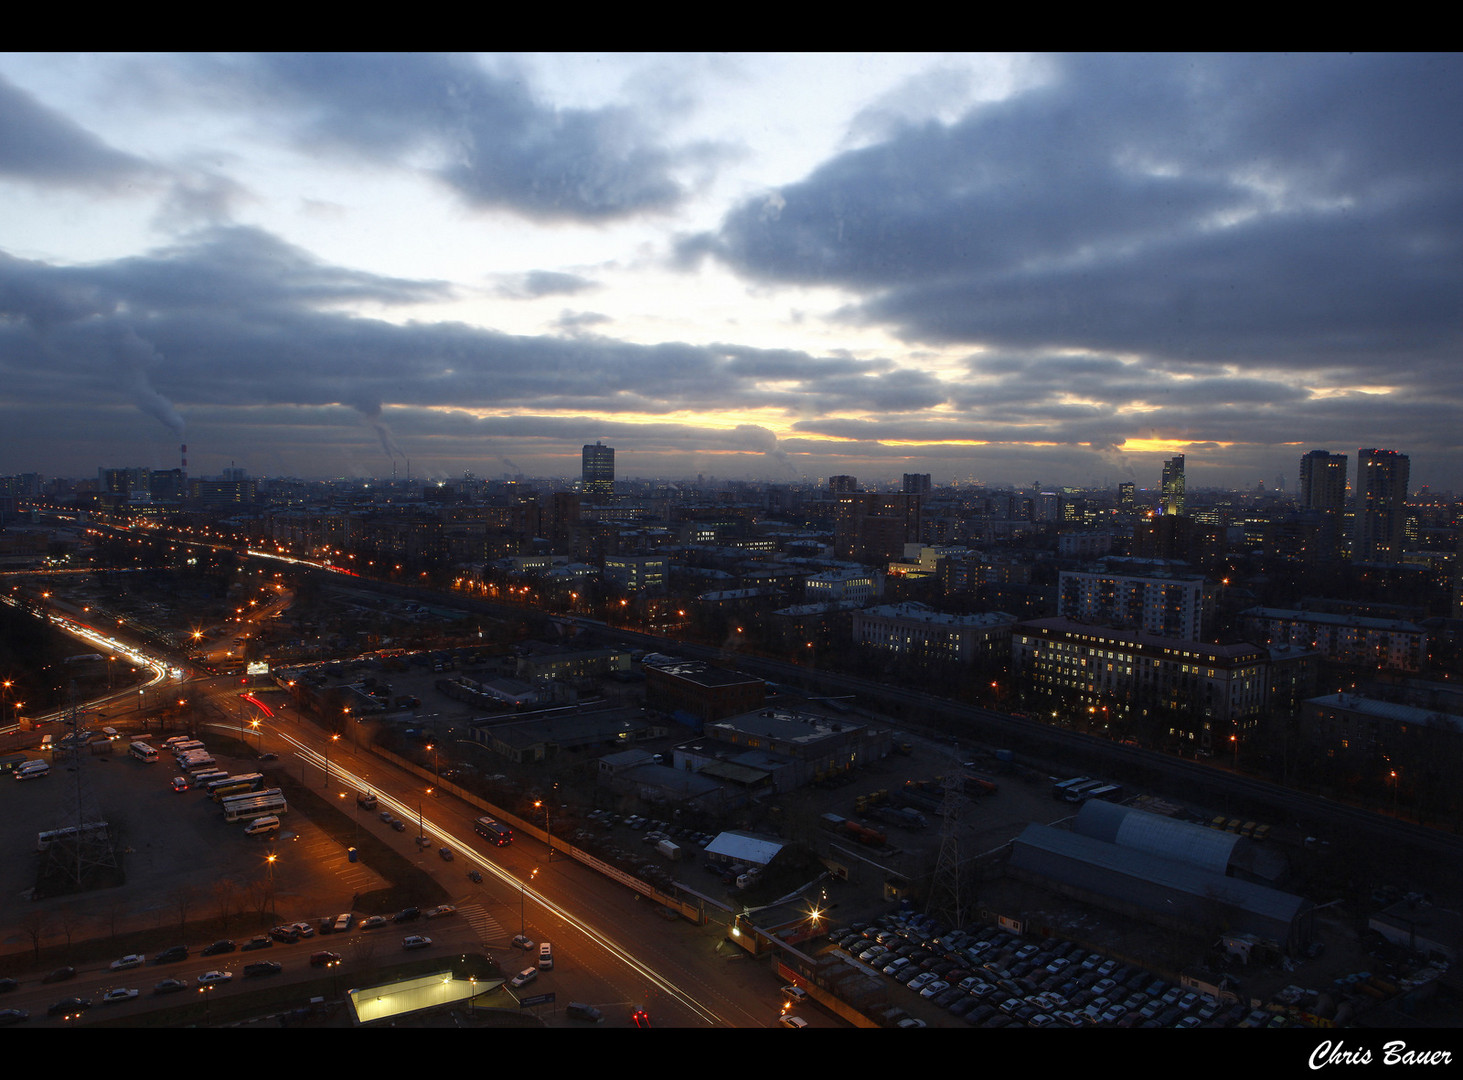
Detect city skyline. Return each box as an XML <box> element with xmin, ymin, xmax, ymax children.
<box><xmin>2</xmin><ymin>53</ymin><xmax>1462</xmax><ymax>489</ymax></box>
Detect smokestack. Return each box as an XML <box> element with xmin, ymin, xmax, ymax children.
<box><xmin>181</xmin><ymin>443</ymin><xmax>187</xmax><ymax>469</ymax></box>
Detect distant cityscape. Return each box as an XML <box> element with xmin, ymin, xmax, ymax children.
<box><xmin>3</xmin><ymin>440</ymin><xmax>1462</xmax><ymax>825</ymax></box>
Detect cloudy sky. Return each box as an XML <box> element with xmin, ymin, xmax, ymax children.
<box><xmin>2</xmin><ymin>52</ymin><xmax>1461</xmax><ymax>492</ymax></box>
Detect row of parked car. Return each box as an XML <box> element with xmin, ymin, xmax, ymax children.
<box><xmin>829</xmin><ymin>911</ymin><xmax>1244</xmax><ymax>1028</ymax></box>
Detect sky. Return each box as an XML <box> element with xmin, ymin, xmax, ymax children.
<box><xmin>2</xmin><ymin>52</ymin><xmax>1461</xmax><ymax>493</ymax></box>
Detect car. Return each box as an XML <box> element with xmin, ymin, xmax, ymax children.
<box><xmin>360</xmin><ymin>915</ymin><xmax>388</xmax><ymax>930</ymax></box>
<box><xmin>780</xmin><ymin>1014</ymin><xmax>809</xmax><ymax>1028</ymax></box>
<box><xmin>269</xmin><ymin>925</ymin><xmax>300</xmax><ymax>943</ymax></box>
<box><xmin>896</xmin><ymin>1016</ymin><xmax>926</xmax><ymax>1028</ymax></box>
<box><xmin>42</xmin><ymin>966</ymin><xmax>76</xmax><ymax>983</ymax></box>
<box><xmin>393</xmin><ymin>907</ymin><xmax>421</xmax><ymax>923</ymax></box>
<box><xmin>391</xmin><ymin>819</ymin><xmax>406</xmax><ymax>831</ymax></box>
<box><xmin>907</xmin><ymin>971</ymin><xmax>937</xmax><ymax>993</ymax></box>
<box><xmin>333</xmin><ymin>913</ymin><xmax>355</xmax><ymax>932</ymax></box>
<box><xmin>241</xmin><ymin>936</ymin><xmax>273</xmax><ymax>951</ymax></box>
<box><xmin>438</xmin><ymin>846</ymin><xmax>454</xmax><ymax>861</ymax></box>
<box><xmin>109</xmin><ymin>954</ymin><xmax>145</xmax><ymax>971</ymax></box>
<box><xmin>153</xmin><ymin>978</ymin><xmax>187</xmax><ymax>995</ymax></box>
<box><xmin>781</xmin><ymin>985</ymin><xmax>809</xmax><ymax>1003</ymax></box>
<box><xmin>202</xmin><ymin>940</ymin><xmax>236</xmax><ymax>957</ymax></box>
<box><xmin>291</xmin><ymin>921</ymin><xmax>315</xmax><ymax>938</ymax></box>
<box><xmin>468</xmin><ymin>869</ymin><xmax>483</xmax><ymax>883</ymax></box>
<box><xmin>0</xmin><ymin>979</ymin><xmax>15</xmax><ymax>994</ymax></box>
<box><xmin>171</xmin><ymin>776</ymin><xmax>189</xmax><ymax>792</ymax></box>
<box><xmin>379</xmin><ymin>810</ymin><xmax>395</xmax><ymax>823</ymax></box>
<box><xmin>511</xmin><ymin>934</ymin><xmax>535</xmax><ymax>951</ymax></box>
<box><xmin>402</xmin><ymin>935</ymin><xmax>433</xmax><ymax>950</ymax></box>
<box><xmin>197</xmin><ymin>970</ymin><xmax>233</xmax><ymax>986</ymax></box>
<box><xmin>920</xmin><ymin>979</ymin><xmax>951</xmax><ymax>999</ymax></box>
<box><xmin>100</xmin><ymin>987</ymin><xmax>139</xmax><ymax>1003</ymax></box>
<box><xmin>244</xmin><ymin>961</ymin><xmax>282</xmax><ymax>978</ymax></box>
<box><xmin>0</xmin><ymin>1009</ymin><xmax>28</xmax><ymax>1025</ymax></box>
<box><xmin>425</xmin><ymin>904</ymin><xmax>457</xmax><ymax>919</ymax></box>
<box><xmin>310</xmin><ymin>951</ymin><xmax>342</xmax><ymax>968</ymax></box>
<box><xmin>566</xmin><ymin>1001</ymin><xmax>604</xmax><ymax>1023</ymax></box>
<box><xmin>508</xmin><ymin>967</ymin><xmax>538</xmax><ymax>988</ymax></box>
<box><xmin>47</xmin><ymin>997</ymin><xmax>91</xmax><ymax>1018</ymax></box>
<box><xmin>630</xmin><ymin>1009</ymin><xmax>652</xmax><ymax>1028</ymax></box>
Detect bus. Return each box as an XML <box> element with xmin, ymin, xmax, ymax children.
<box><xmin>474</xmin><ymin>817</ymin><xmax>513</xmax><ymax>846</ymax></box>
<box><xmin>15</xmin><ymin>760</ymin><xmax>49</xmax><ymax>781</ymax></box>
<box><xmin>1063</xmin><ymin>779</ymin><xmax>1106</xmax><ymax>802</ymax></box>
<box><xmin>37</xmin><ymin>821</ymin><xmax>109</xmax><ymax>851</ymax></box>
<box><xmin>129</xmin><ymin>741</ymin><xmax>159</xmax><ymax>763</ymax></box>
<box><xmin>1087</xmin><ymin>783</ymin><xmax>1124</xmax><ymax>803</ymax></box>
<box><xmin>221</xmin><ymin>790</ymin><xmax>287</xmax><ymax>823</ymax></box>
<box><xmin>171</xmin><ymin>740</ymin><xmax>206</xmax><ymax>758</ymax></box>
<box><xmin>209</xmin><ymin>773</ymin><xmax>265</xmax><ymax>801</ymax></box>
<box><xmin>1051</xmin><ymin>776</ymin><xmax>1091</xmax><ymax>800</ymax></box>
<box><xmin>0</xmin><ymin>752</ymin><xmax>30</xmax><ymax>775</ymax></box>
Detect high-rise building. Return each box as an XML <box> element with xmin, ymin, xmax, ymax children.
<box><xmin>1118</xmin><ymin>482</ymin><xmax>1135</xmax><ymax>508</ymax></box>
<box><xmin>1353</xmin><ymin>448</ymin><xmax>1409</xmax><ymax>564</ymax></box>
<box><xmin>581</xmin><ymin>442</ymin><xmax>615</xmax><ymax>501</ymax></box>
<box><xmin>901</xmin><ymin>473</ymin><xmax>931</xmax><ymax>495</ymax></box>
<box><xmin>1161</xmin><ymin>455</ymin><xmax>1185</xmax><ymax>516</ymax></box>
<box><xmin>829</xmin><ymin>475</ymin><xmax>858</xmax><ymax>494</ymax></box>
<box><xmin>1298</xmin><ymin>450</ymin><xmax>1349</xmax><ymax>563</ymax></box>
<box><xmin>1299</xmin><ymin>451</ymin><xmax>1347</xmax><ymax>514</ymax></box>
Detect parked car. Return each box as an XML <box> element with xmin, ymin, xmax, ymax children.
<box><xmin>153</xmin><ymin>978</ymin><xmax>187</xmax><ymax>995</ymax></box>
<box><xmin>100</xmin><ymin>988</ymin><xmax>139</xmax><ymax>1003</ymax></box>
<box><xmin>360</xmin><ymin>915</ymin><xmax>388</xmax><ymax>930</ymax></box>
<box><xmin>244</xmin><ymin>961</ymin><xmax>283</xmax><ymax>978</ymax></box>
<box><xmin>109</xmin><ymin>954</ymin><xmax>145</xmax><ymax>971</ymax></box>
<box><xmin>197</xmin><ymin>970</ymin><xmax>233</xmax><ymax>986</ymax></box>
<box><xmin>0</xmin><ymin>1009</ymin><xmax>28</xmax><ymax>1025</ymax></box>
<box><xmin>402</xmin><ymin>935</ymin><xmax>433</xmax><ymax>950</ymax></box>
<box><xmin>508</xmin><ymin>967</ymin><xmax>538</xmax><ymax>988</ymax></box>
<box><xmin>202</xmin><ymin>940</ymin><xmax>236</xmax><ymax>957</ymax></box>
<box><xmin>511</xmin><ymin>934</ymin><xmax>535</xmax><ymax>951</ymax></box>
<box><xmin>153</xmin><ymin>945</ymin><xmax>189</xmax><ymax>964</ymax></box>
<box><xmin>241</xmin><ymin>936</ymin><xmax>273</xmax><ymax>951</ymax></box>
<box><xmin>42</xmin><ymin>967</ymin><xmax>76</xmax><ymax>983</ymax></box>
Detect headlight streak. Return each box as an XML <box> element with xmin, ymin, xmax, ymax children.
<box><xmin>267</xmin><ymin>727</ymin><xmax>726</xmax><ymax>1026</ymax></box>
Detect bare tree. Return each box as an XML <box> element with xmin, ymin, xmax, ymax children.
<box><xmin>22</xmin><ymin>909</ymin><xmax>48</xmax><ymax>963</ymax></box>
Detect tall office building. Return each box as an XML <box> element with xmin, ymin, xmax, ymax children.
<box><xmin>1299</xmin><ymin>450</ymin><xmax>1348</xmax><ymax>514</ymax></box>
<box><xmin>581</xmin><ymin>442</ymin><xmax>615</xmax><ymax>501</ymax></box>
<box><xmin>829</xmin><ymin>475</ymin><xmax>858</xmax><ymax>494</ymax></box>
<box><xmin>1161</xmin><ymin>455</ymin><xmax>1185</xmax><ymax>516</ymax></box>
<box><xmin>901</xmin><ymin>473</ymin><xmax>931</xmax><ymax>495</ymax></box>
<box><xmin>1298</xmin><ymin>450</ymin><xmax>1348</xmax><ymax>563</ymax></box>
<box><xmin>1353</xmin><ymin>448</ymin><xmax>1409</xmax><ymax>564</ymax></box>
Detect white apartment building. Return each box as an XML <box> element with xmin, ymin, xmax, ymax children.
<box><xmin>1058</xmin><ymin>564</ymin><xmax>1210</xmax><ymax>642</ymax></box>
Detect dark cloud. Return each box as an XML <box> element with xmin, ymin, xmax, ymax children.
<box><xmin>497</xmin><ymin>270</ymin><xmax>599</xmax><ymax>299</ymax></box>
<box><xmin>180</xmin><ymin>53</ymin><xmax>710</xmax><ymax>221</ymax></box>
<box><xmin>694</xmin><ymin>53</ymin><xmax>1463</xmax><ymax>376</ymax></box>
<box><xmin>0</xmin><ymin>75</ymin><xmax>155</xmax><ymax>187</ymax></box>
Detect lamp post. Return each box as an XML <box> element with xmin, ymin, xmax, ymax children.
<box><xmin>266</xmin><ymin>851</ymin><xmax>277</xmax><ymax>919</ymax></box>
<box><xmin>1390</xmin><ymin>769</ymin><xmax>1399</xmax><ymax>816</ymax></box>
<box><xmin>324</xmin><ymin>733</ymin><xmax>339</xmax><ymax>790</ymax></box>
<box><xmin>520</xmin><ymin>867</ymin><xmax>538</xmax><ymax>938</ymax></box>
<box><xmin>535</xmin><ymin>799</ymin><xmax>553</xmax><ymax>859</ymax></box>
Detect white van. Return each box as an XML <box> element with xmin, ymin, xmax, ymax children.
<box><xmin>243</xmin><ymin>815</ymin><xmax>281</xmax><ymax>836</ymax></box>
<box><xmin>538</xmin><ymin>942</ymin><xmax>554</xmax><ymax>970</ymax></box>
<box><xmin>16</xmin><ymin>761</ymin><xmax>49</xmax><ymax>780</ymax></box>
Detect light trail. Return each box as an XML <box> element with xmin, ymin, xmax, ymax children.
<box><xmin>262</xmin><ymin>724</ymin><xmax>726</xmax><ymax>1026</ymax></box>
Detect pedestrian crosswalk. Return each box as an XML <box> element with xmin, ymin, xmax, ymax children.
<box><xmin>459</xmin><ymin>903</ymin><xmax>506</xmax><ymax>945</ymax></box>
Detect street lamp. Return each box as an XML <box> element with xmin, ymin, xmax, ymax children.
<box><xmin>535</xmin><ymin>799</ymin><xmax>553</xmax><ymax>859</ymax></box>
<box><xmin>520</xmin><ymin>867</ymin><xmax>538</xmax><ymax>938</ymax></box>
<box><xmin>266</xmin><ymin>851</ymin><xmax>277</xmax><ymax>919</ymax></box>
